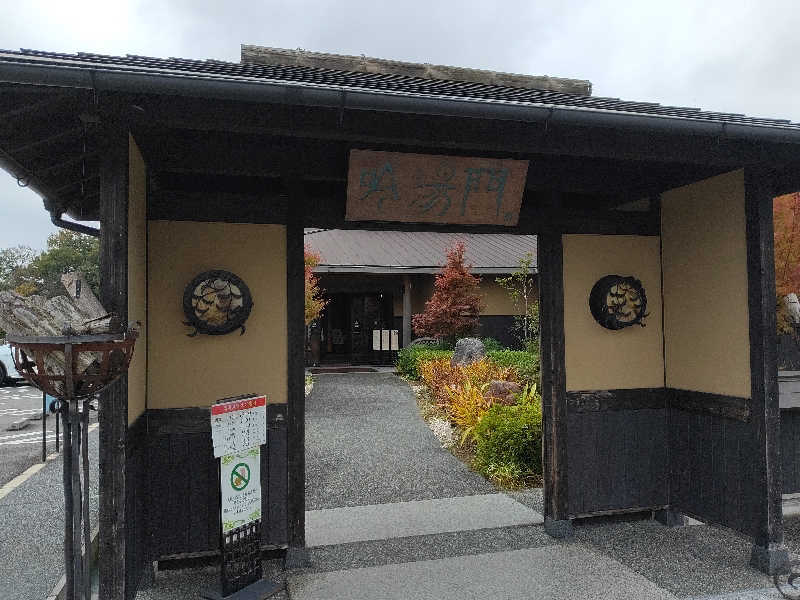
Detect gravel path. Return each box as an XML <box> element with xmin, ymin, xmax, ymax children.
<box><xmin>305</xmin><ymin>372</ymin><xmax>493</xmax><ymax>510</ymax></box>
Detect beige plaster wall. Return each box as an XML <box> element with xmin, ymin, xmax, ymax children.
<box><xmin>147</xmin><ymin>221</ymin><xmax>287</xmax><ymax>408</ymax></box>
<box><xmin>391</xmin><ymin>275</ymin><xmax>520</xmax><ymax>317</ymax></box>
<box><xmin>127</xmin><ymin>136</ymin><xmax>147</xmax><ymax>425</ymax></box>
<box><xmin>563</xmin><ymin>235</ymin><xmax>664</xmax><ymax>391</ymax></box>
<box><xmin>661</xmin><ymin>170</ymin><xmax>751</xmax><ymax>397</ymax></box>
<box><xmin>393</xmin><ymin>275</ymin><xmax>433</xmax><ymax>317</ymax></box>
<box><xmin>480</xmin><ymin>278</ymin><xmax>530</xmax><ymax>315</ymax></box>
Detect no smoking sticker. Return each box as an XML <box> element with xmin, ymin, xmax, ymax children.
<box><xmin>220</xmin><ymin>449</ymin><xmax>260</xmax><ymax>533</ymax></box>
<box><xmin>230</xmin><ymin>463</ymin><xmax>250</xmax><ymax>491</ymax></box>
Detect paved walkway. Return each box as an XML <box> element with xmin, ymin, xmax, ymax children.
<box><xmin>305</xmin><ymin>372</ymin><xmax>494</xmax><ymax>510</ymax></box>
<box><xmin>139</xmin><ymin>373</ymin><xmax>800</xmax><ymax>599</ymax></box>
<box><xmin>0</xmin><ymin>423</ymin><xmax>98</xmax><ymax>600</ymax></box>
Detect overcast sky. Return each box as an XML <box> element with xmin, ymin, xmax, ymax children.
<box><xmin>1</xmin><ymin>0</ymin><xmax>799</xmax><ymax>249</ymax></box>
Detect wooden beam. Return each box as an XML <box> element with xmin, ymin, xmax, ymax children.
<box><xmin>402</xmin><ymin>275</ymin><xmax>412</xmax><ymax>348</ymax></box>
<box><xmin>129</xmin><ymin>94</ymin><xmax>800</xmax><ymax>168</ymax></box>
<box><xmin>134</xmin><ymin>128</ymin><xmax>726</xmax><ymax>200</ymax></box>
<box><xmin>98</xmin><ymin>120</ymin><xmax>130</xmax><ymax>600</ymax></box>
<box><xmin>146</xmin><ymin>185</ymin><xmax>660</xmax><ymax>235</ymax></box>
<box><xmin>745</xmin><ymin>166</ymin><xmax>789</xmax><ymax>574</ymax></box>
<box><xmin>538</xmin><ymin>221</ymin><xmax>571</xmax><ymax>535</ymax></box>
<box><xmin>284</xmin><ymin>176</ymin><xmax>307</xmax><ymax>558</ymax></box>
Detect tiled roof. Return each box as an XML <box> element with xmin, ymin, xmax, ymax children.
<box><xmin>305</xmin><ymin>230</ymin><xmax>537</xmax><ymax>274</ymax></box>
<box><xmin>0</xmin><ymin>49</ymin><xmax>797</xmax><ymax>130</ymax></box>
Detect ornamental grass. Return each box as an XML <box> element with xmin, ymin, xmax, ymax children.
<box><xmin>418</xmin><ymin>357</ymin><xmax>515</xmax><ymax>408</ymax></box>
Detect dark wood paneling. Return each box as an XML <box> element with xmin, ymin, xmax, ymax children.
<box><xmin>476</xmin><ymin>316</ymin><xmax>518</xmax><ymax>350</ymax></box>
<box><xmin>147</xmin><ymin>407</ymin><xmax>289</xmax><ymax>558</ymax></box>
<box><xmin>669</xmin><ymin>404</ymin><xmax>758</xmax><ymax>535</ymax></box>
<box><xmin>567</xmin><ymin>407</ymin><xmax>668</xmax><ymax>516</ymax></box>
<box><xmin>538</xmin><ymin>228</ymin><xmax>568</xmax><ymax>521</ymax></box>
<box><xmin>668</xmin><ymin>389</ymin><xmax>751</xmax><ymax>422</ymax></box>
<box><xmin>782</xmin><ymin>410</ymin><xmax>800</xmax><ymax>494</ymax></box>
<box><xmin>567</xmin><ymin>388</ymin><xmax>666</xmax><ymax>412</ymax></box>
<box><xmin>124</xmin><ymin>414</ymin><xmax>149</xmax><ymax>599</ymax></box>
<box><xmin>98</xmin><ymin>119</ymin><xmax>130</xmax><ymax>600</ymax></box>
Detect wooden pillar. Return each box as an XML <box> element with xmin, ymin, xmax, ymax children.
<box><xmin>98</xmin><ymin>120</ymin><xmax>130</xmax><ymax>600</ymax></box>
<box><xmin>284</xmin><ymin>176</ymin><xmax>309</xmax><ymax>567</ymax></box>
<box><xmin>402</xmin><ymin>275</ymin><xmax>412</xmax><ymax>347</ymax></box>
<box><xmin>538</xmin><ymin>230</ymin><xmax>571</xmax><ymax>536</ymax></box>
<box><xmin>745</xmin><ymin>166</ymin><xmax>788</xmax><ymax>574</ymax></box>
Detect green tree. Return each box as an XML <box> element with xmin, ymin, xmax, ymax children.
<box><xmin>496</xmin><ymin>252</ymin><xmax>539</xmax><ymax>353</ymax></box>
<box><xmin>0</xmin><ymin>245</ymin><xmax>36</xmax><ymax>293</ymax></box>
<box><xmin>1</xmin><ymin>231</ymin><xmax>100</xmax><ymax>298</ymax></box>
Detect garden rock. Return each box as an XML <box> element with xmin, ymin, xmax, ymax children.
<box><xmin>484</xmin><ymin>380</ymin><xmax>521</xmax><ymax>405</ymax></box>
<box><xmin>451</xmin><ymin>337</ymin><xmax>486</xmax><ymax>367</ymax></box>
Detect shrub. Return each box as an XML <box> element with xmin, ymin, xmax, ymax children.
<box><xmin>486</xmin><ymin>350</ymin><xmax>540</xmax><ymax>387</ymax></box>
<box><xmin>419</xmin><ymin>357</ymin><xmax>515</xmax><ymax>408</ymax></box>
<box><xmin>447</xmin><ymin>380</ymin><xmax>493</xmax><ymax>444</ymax></box>
<box><xmin>418</xmin><ymin>358</ymin><xmax>460</xmax><ymax>406</ymax></box>
<box><xmin>472</xmin><ymin>393</ymin><xmax>543</xmax><ymax>488</ymax></box>
<box><xmin>479</xmin><ymin>337</ymin><xmax>505</xmax><ymax>352</ymax></box>
<box><xmin>396</xmin><ymin>346</ymin><xmax>452</xmax><ymax>379</ymax></box>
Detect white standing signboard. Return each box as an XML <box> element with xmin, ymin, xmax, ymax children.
<box><xmin>220</xmin><ymin>448</ymin><xmax>262</xmax><ymax>533</ymax></box>
<box><xmin>210</xmin><ymin>395</ymin><xmax>267</xmax><ymax>458</ymax></box>
<box><xmin>372</xmin><ymin>329</ymin><xmax>399</xmax><ymax>351</ymax></box>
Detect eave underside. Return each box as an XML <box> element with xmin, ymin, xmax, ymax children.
<box><xmin>2</xmin><ymin>84</ymin><xmax>800</xmax><ymax>229</ymax></box>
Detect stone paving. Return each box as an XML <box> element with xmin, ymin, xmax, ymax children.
<box><xmin>0</xmin><ymin>424</ymin><xmax>98</xmax><ymax>600</ymax></box>
<box><xmin>133</xmin><ymin>372</ymin><xmax>800</xmax><ymax>599</ymax></box>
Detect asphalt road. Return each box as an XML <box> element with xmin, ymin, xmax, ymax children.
<box><xmin>0</xmin><ymin>383</ymin><xmax>96</xmax><ymax>486</ymax></box>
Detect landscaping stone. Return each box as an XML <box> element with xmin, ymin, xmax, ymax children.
<box><xmin>450</xmin><ymin>337</ymin><xmax>485</xmax><ymax>367</ymax></box>
<box><xmin>484</xmin><ymin>380</ymin><xmax>521</xmax><ymax>405</ymax></box>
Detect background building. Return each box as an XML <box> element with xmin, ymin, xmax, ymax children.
<box><xmin>306</xmin><ymin>229</ymin><xmax>537</xmax><ymax>361</ymax></box>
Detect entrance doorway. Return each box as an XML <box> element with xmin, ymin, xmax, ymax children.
<box><xmin>319</xmin><ymin>292</ymin><xmax>394</xmax><ymax>364</ymax></box>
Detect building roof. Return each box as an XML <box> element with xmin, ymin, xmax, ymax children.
<box><xmin>241</xmin><ymin>45</ymin><xmax>592</xmax><ymax>95</ymax></box>
<box><xmin>3</xmin><ymin>47</ymin><xmax>800</xmax><ymax>227</ymax></box>
<box><xmin>0</xmin><ymin>48</ymin><xmax>797</xmax><ymax>131</ymax></box>
<box><xmin>305</xmin><ymin>230</ymin><xmax>537</xmax><ymax>274</ymax></box>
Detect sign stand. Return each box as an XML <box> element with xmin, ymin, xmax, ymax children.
<box><xmin>201</xmin><ymin>395</ymin><xmax>280</xmax><ymax>600</ymax></box>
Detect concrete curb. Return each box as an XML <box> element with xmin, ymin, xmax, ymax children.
<box><xmin>45</xmin><ymin>525</ymin><xmax>99</xmax><ymax>600</ymax></box>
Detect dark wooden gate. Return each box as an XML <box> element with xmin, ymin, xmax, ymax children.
<box><xmin>147</xmin><ymin>404</ymin><xmax>288</xmax><ymax>560</ymax></box>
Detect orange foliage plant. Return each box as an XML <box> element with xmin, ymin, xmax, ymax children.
<box><xmin>774</xmin><ymin>193</ymin><xmax>800</xmax><ymax>332</ymax></box>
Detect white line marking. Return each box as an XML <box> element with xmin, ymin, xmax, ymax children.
<box><xmin>0</xmin><ymin>430</ymin><xmax>55</xmax><ymax>441</ymax></box>
<box><xmin>0</xmin><ymin>438</ymin><xmax>57</xmax><ymax>446</ymax></box>
<box><xmin>0</xmin><ymin>462</ymin><xmax>46</xmax><ymax>500</ymax></box>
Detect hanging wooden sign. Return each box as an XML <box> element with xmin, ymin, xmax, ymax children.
<box><xmin>346</xmin><ymin>150</ymin><xmax>529</xmax><ymax>226</ymax></box>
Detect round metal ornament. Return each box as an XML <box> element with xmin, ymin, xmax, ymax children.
<box><xmin>589</xmin><ymin>274</ymin><xmax>648</xmax><ymax>330</ymax></box>
<box><xmin>183</xmin><ymin>270</ymin><xmax>253</xmax><ymax>336</ymax></box>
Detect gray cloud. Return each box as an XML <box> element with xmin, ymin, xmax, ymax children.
<box><xmin>1</xmin><ymin>0</ymin><xmax>800</xmax><ymax>246</ymax></box>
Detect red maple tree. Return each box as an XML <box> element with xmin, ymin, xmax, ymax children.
<box><xmin>774</xmin><ymin>193</ymin><xmax>800</xmax><ymax>331</ymax></box>
<box><xmin>412</xmin><ymin>241</ymin><xmax>485</xmax><ymax>342</ymax></box>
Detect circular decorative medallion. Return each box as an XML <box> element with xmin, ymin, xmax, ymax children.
<box><xmin>183</xmin><ymin>270</ymin><xmax>253</xmax><ymax>337</ymax></box>
<box><xmin>589</xmin><ymin>275</ymin><xmax>648</xmax><ymax>330</ymax></box>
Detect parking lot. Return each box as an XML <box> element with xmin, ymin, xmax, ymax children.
<box><xmin>0</xmin><ymin>384</ymin><xmax>92</xmax><ymax>486</ymax></box>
